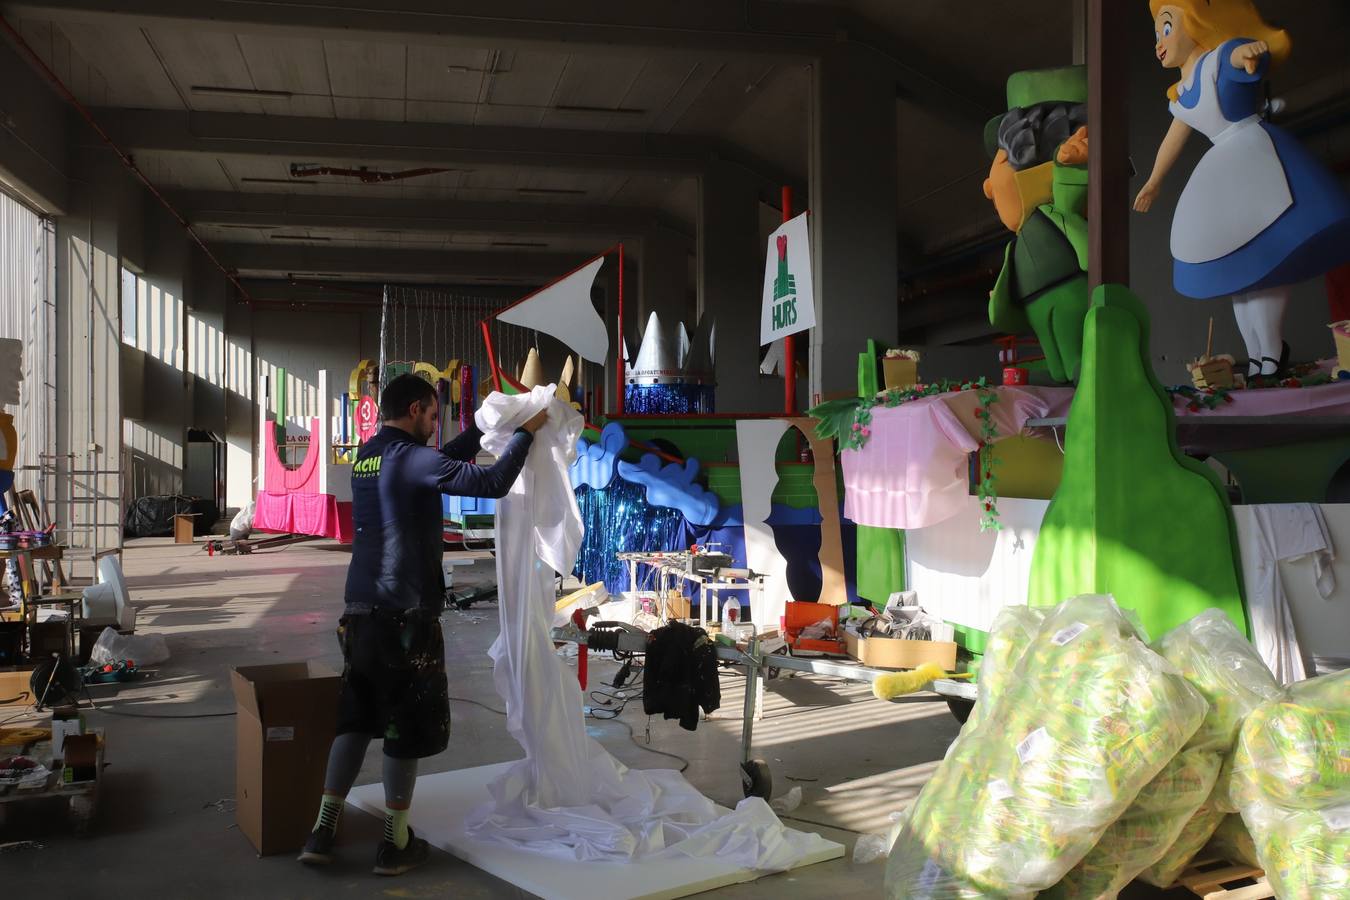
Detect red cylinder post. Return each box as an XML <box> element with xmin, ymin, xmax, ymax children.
<box><xmin>615</xmin><ymin>242</ymin><xmax>625</xmax><ymax>416</ymax></box>
<box><xmin>781</xmin><ymin>187</ymin><xmax>796</xmax><ymax>414</ymax></box>
<box><xmin>481</xmin><ymin>319</ymin><xmax>503</xmax><ymax>391</ymax></box>
<box><xmin>572</xmin><ymin>608</ymin><xmax>589</xmax><ymax>691</ymax></box>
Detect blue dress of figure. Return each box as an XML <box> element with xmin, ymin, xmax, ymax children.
<box><xmin>1169</xmin><ymin>39</ymin><xmax>1350</xmax><ymax>299</ymax></box>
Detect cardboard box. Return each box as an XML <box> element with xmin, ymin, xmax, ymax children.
<box><xmin>0</xmin><ymin>668</ymin><xmax>36</xmax><ymax>709</ymax></box>
<box><xmin>231</xmin><ymin>661</ymin><xmax>340</xmax><ymax>856</ymax></box>
<box><xmin>844</xmin><ymin>629</ymin><xmax>957</xmax><ymax>671</ymax></box>
<box><xmin>664</xmin><ymin>590</ymin><xmax>690</xmax><ymax>621</ymax></box>
<box><xmin>882</xmin><ymin>356</ymin><xmax>918</xmax><ymax>391</ymax></box>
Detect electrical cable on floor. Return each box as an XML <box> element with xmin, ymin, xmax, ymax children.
<box><xmin>95</xmin><ymin>707</ymin><xmax>236</xmax><ymax>719</ymax></box>
<box><xmin>448</xmin><ymin>695</ymin><xmax>506</xmax><ymax>717</ymax></box>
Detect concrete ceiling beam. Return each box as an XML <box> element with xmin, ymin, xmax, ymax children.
<box><xmin>89</xmin><ymin>108</ymin><xmax>795</xmax><ymax>190</ymax></box>
<box><xmin>171</xmin><ymin>189</ymin><xmax>692</xmax><ymax>241</ymax></box>
<box><xmin>212</xmin><ymin>241</ymin><xmax>591</xmax><ymax>280</ymax></box>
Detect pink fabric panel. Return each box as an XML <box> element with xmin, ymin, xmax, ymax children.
<box><xmin>254</xmin><ymin>491</ymin><xmax>352</xmax><ymax>543</ymax></box>
<box><xmin>264</xmin><ymin>417</ymin><xmax>322</xmax><ymax>494</ymax></box>
<box><xmin>1174</xmin><ymin>379</ymin><xmax>1350</xmax><ymax>417</ymax></box>
<box><xmin>840</xmin><ymin>387</ymin><xmax>1069</xmax><ymax>530</ymax></box>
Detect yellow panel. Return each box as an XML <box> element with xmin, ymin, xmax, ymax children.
<box><xmin>987</xmin><ymin>434</ymin><xmax>1063</xmax><ymax>500</ymax></box>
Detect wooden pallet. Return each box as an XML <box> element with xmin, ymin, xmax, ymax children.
<box><xmin>1175</xmin><ymin>857</ymin><xmax>1273</xmax><ymax>900</ymax></box>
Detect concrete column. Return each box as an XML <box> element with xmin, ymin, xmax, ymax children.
<box><xmin>808</xmin><ymin>48</ymin><xmax>899</xmax><ymax>401</ymax></box>
<box><xmin>223</xmin><ymin>292</ymin><xmax>255</xmax><ymax>511</ymax></box>
<box><xmin>53</xmin><ymin>149</ymin><xmax>137</xmax><ymax>572</ymax></box>
<box><xmin>699</xmin><ymin>161</ymin><xmax>777</xmax><ymax>413</ymax></box>
<box><xmin>638</xmin><ymin>232</ymin><xmax>688</xmax><ymax>328</ymax></box>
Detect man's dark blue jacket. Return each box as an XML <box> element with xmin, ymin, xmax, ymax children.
<box><xmin>343</xmin><ymin>423</ymin><xmax>532</xmax><ymax>614</ymax></box>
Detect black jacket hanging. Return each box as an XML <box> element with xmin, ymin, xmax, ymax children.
<box><xmin>642</xmin><ymin>621</ymin><xmax>721</xmax><ymax>731</ymax></box>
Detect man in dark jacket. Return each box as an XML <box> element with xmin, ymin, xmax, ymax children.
<box><xmin>300</xmin><ymin>374</ymin><xmax>544</xmax><ymax>875</ymax></box>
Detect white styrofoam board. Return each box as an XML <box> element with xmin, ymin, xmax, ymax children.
<box><xmin>347</xmin><ymin>761</ymin><xmax>843</xmax><ymax>900</ymax></box>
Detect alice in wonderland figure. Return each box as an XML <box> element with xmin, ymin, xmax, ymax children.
<box><xmin>1135</xmin><ymin>1</ymin><xmax>1350</xmax><ymax>379</ymax></box>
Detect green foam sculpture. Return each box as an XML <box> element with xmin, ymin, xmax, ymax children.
<box><xmin>1028</xmin><ymin>284</ymin><xmax>1249</xmax><ymax>638</ymax></box>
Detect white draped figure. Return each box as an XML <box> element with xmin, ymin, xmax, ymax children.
<box><xmin>467</xmin><ymin>385</ymin><xmax>832</xmax><ymax>869</ymax></box>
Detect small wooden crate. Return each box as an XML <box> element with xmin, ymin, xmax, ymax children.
<box><xmin>882</xmin><ymin>356</ymin><xmax>918</xmax><ymax>391</ymax></box>
<box><xmin>1330</xmin><ymin>320</ymin><xmax>1350</xmax><ymax>379</ymax></box>
<box><xmin>173</xmin><ymin>513</ymin><xmax>199</xmax><ymax>544</ymax></box>
<box><xmin>1188</xmin><ymin>358</ymin><xmax>1235</xmax><ymax>390</ymax></box>
<box><xmin>1173</xmin><ymin>857</ymin><xmax>1273</xmax><ymax>900</ymax></box>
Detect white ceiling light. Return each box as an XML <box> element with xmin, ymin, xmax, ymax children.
<box><xmin>192</xmin><ymin>85</ymin><xmax>293</xmax><ymax>100</ymax></box>
<box><xmin>554</xmin><ymin>104</ymin><xmax>646</xmax><ymax>115</ymax></box>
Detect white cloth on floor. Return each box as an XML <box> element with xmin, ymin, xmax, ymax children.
<box><xmin>1235</xmin><ymin>504</ymin><xmax>1336</xmax><ymax>684</ymax></box>
<box><xmin>466</xmin><ymin>386</ymin><xmax>833</xmax><ymax>868</ymax></box>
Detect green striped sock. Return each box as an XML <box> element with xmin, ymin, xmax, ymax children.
<box><xmin>314</xmin><ymin>793</ymin><xmax>343</xmax><ymax>834</ymax></box>
<box><xmin>384</xmin><ymin>807</ymin><xmax>410</xmax><ymax>849</ymax></box>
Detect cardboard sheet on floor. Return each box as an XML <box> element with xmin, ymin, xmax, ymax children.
<box><xmin>347</xmin><ymin>762</ymin><xmax>843</xmax><ymax>900</ymax></box>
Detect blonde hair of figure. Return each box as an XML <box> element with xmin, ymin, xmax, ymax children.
<box><xmin>1149</xmin><ymin>0</ymin><xmax>1292</xmax><ymax>100</ymax></box>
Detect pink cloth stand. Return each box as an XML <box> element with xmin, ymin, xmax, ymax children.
<box><xmin>842</xmin><ymin>378</ymin><xmax>1350</xmax><ymax>531</ymax></box>
<box><xmin>841</xmin><ymin>387</ymin><xmax>1072</xmax><ymax>530</ymax></box>
<box><xmin>255</xmin><ymin>416</ymin><xmax>353</xmax><ymax>542</ymax></box>
<box><xmin>254</xmin><ymin>491</ymin><xmax>353</xmax><ymax>543</ymax></box>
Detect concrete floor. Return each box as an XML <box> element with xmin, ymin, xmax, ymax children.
<box><xmin>1</xmin><ymin>540</ymin><xmax>1182</xmax><ymax>898</ymax></box>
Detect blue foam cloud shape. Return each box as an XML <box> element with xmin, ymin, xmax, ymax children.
<box><xmin>617</xmin><ymin>453</ymin><xmax>720</xmax><ymax>527</ymax></box>
<box><xmin>571</xmin><ymin>421</ymin><xmax>626</xmax><ymax>490</ymax></box>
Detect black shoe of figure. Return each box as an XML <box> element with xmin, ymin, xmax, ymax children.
<box><xmin>298</xmin><ymin>825</ymin><xmax>336</xmax><ymax>866</ymax></box>
<box><xmin>373</xmin><ymin>827</ymin><xmax>430</xmax><ymax>876</ymax></box>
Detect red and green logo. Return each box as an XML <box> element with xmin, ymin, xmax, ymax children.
<box><xmin>772</xmin><ymin>234</ymin><xmax>798</xmax><ymax>330</ymax></box>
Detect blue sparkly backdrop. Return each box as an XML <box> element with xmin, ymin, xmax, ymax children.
<box><xmin>623</xmin><ymin>384</ymin><xmax>716</xmax><ymax>415</ymax></box>
<box><xmin>574</xmin><ymin>478</ymin><xmax>686</xmax><ymax>591</ymax></box>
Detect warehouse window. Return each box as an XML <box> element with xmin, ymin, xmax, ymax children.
<box><xmin>121</xmin><ymin>266</ymin><xmax>137</xmax><ymax>345</ymax></box>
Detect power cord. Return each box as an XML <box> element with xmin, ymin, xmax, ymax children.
<box><xmin>96</xmin><ymin>707</ymin><xmax>235</xmax><ymax>719</ymax></box>
<box><xmin>448</xmin><ymin>695</ymin><xmax>506</xmax><ymax>716</ymax></box>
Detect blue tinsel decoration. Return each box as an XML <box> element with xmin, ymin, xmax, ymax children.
<box><xmin>574</xmin><ymin>478</ymin><xmax>686</xmax><ymax>591</ymax></box>
<box><xmin>623</xmin><ymin>384</ymin><xmax>716</xmax><ymax>415</ymax></box>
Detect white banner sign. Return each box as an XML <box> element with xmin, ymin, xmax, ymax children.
<box><xmin>760</xmin><ymin>212</ymin><xmax>816</xmax><ymax>345</ymax></box>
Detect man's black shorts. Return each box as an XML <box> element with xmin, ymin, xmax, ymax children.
<box><xmin>334</xmin><ymin>610</ymin><xmax>449</xmax><ymax>759</ymax></box>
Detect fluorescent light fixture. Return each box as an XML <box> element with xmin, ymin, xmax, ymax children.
<box><xmin>240</xmin><ymin>177</ymin><xmax>320</xmax><ymax>186</ymax></box>
<box><xmin>192</xmin><ymin>85</ymin><xmax>292</xmax><ymax>100</ymax></box>
<box><xmin>554</xmin><ymin>104</ymin><xmax>646</xmax><ymax>115</ymax></box>
<box><xmin>270</xmin><ymin>234</ymin><xmax>331</xmax><ymax>242</ymax></box>
<box><xmin>516</xmin><ymin>187</ymin><xmax>587</xmax><ymax>196</ymax></box>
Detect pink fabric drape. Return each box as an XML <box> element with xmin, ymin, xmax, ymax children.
<box><xmin>254</xmin><ymin>491</ymin><xmax>352</xmax><ymax>543</ymax></box>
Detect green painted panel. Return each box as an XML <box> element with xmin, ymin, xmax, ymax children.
<box><xmin>1027</xmin><ymin>285</ymin><xmax>1248</xmax><ymax>640</ymax></box>
<box><xmin>856</xmin><ymin>526</ymin><xmax>905</xmax><ymax>602</ymax></box>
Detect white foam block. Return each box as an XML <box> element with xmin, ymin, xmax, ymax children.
<box><xmin>347</xmin><ymin>761</ymin><xmax>844</xmax><ymax>900</ymax></box>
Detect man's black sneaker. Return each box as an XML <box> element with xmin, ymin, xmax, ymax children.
<box><xmin>373</xmin><ymin>827</ymin><xmax>430</xmax><ymax>876</ymax></box>
<box><xmin>297</xmin><ymin>826</ymin><xmax>336</xmax><ymax>865</ymax></box>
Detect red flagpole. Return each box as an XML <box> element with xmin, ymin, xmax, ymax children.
<box><xmin>481</xmin><ymin>319</ymin><xmax>503</xmax><ymax>391</ymax></box>
<box><xmin>615</xmin><ymin>242</ymin><xmax>625</xmax><ymax>416</ymax></box>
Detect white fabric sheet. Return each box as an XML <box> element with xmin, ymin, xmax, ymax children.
<box><xmin>466</xmin><ymin>387</ymin><xmax>833</xmax><ymax>869</ymax></box>
<box><xmin>735</xmin><ymin>420</ymin><xmax>792</xmax><ymax>630</ymax></box>
<box><xmin>1233</xmin><ymin>504</ymin><xmax>1336</xmax><ymax>684</ymax></box>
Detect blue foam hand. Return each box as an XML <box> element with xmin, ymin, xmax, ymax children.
<box><xmin>570</xmin><ymin>421</ymin><xmax>627</xmax><ymax>490</ymax></box>
<box><xmin>616</xmin><ymin>453</ymin><xmax>720</xmax><ymax>526</ymax></box>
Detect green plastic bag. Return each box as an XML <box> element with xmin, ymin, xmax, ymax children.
<box><xmin>1205</xmin><ymin>814</ymin><xmax>1260</xmax><ymax>869</ymax></box>
<box><xmin>1231</xmin><ymin>669</ymin><xmax>1350</xmax><ymax>900</ymax></box>
<box><xmin>966</xmin><ymin>605</ymin><xmax>1046</xmax><ymax>730</ymax></box>
<box><xmin>1050</xmin><ymin>609</ymin><xmax>1276</xmax><ymax>897</ymax></box>
<box><xmin>884</xmin><ymin>595</ymin><xmax>1206</xmax><ymax>899</ymax></box>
